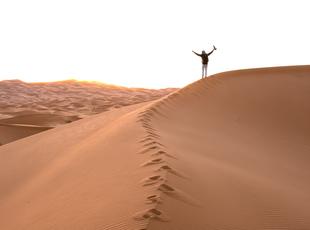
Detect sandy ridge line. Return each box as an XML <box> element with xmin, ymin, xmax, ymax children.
<box><xmin>133</xmin><ymin>101</ymin><xmax>172</xmax><ymax>230</ymax></box>
<box><xmin>131</xmin><ymin>76</ymin><xmax>224</xmax><ymax>229</ymax></box>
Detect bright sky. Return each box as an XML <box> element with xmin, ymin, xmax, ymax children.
<box><xmin>0</xmin><ymin>0</ymin><xmax>309</xmax><ymax>88</ymax></box>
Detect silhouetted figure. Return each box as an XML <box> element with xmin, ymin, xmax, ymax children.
<box><xmin>193</xmin><ymin>45</ymin><xmax>217</xmax><ymax>78</ymax></box>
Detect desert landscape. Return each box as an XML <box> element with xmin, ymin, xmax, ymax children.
<box><xmin>0</xmin><ymin>66</ymin><xmax>309</xmax><ymax>229</ymax></box>
<box><xmin>0</xmin><ymin>80</ymin><xmax>175</xmax><ymax>145</ymax></box>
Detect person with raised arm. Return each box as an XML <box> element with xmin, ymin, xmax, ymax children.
<box><xmin>193</xmin><ymin>45</ymin><xmax>217</xmax><ymax>78</ymax></box>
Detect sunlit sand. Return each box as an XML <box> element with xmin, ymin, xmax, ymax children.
<box><xmin>0</xmin><ymin>80</ymin><xmax>174</xmax><ymax>145</ymax></box>
<box><xmin>0</xmin><ymin>66</ymin><xmax>309</xmax><ymax>229</ymax></box>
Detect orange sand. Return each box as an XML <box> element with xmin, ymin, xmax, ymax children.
<box><xmin>0</xmin><ymin>66</ymin><xmax>309</xmax><ymax>229</ymax></box>
<box><xmin>0</xmin><ymin>80</ymin><xmax>174</xmax><ymax>144</ymax></box>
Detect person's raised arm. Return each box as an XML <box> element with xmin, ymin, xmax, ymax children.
<box><xmin>192</xmin><ymin>51</ymin><xmax>201</xmax><ymax>57</ymax></box>
<box><xmin>207</xmin><ymin>45</ymin><xmax>217</xmax><ymax>56</ymax></box>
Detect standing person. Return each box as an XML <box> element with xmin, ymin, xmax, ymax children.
<box><xmin>192</xmin><ymin>45</ymin><xmax>217</xmax><ymax>78</ymax></box>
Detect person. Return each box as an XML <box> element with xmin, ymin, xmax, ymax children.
<box><xmin>192</xmin><ymin>45</ymin><xmax>217</xmax><ymax>78</ymax></box>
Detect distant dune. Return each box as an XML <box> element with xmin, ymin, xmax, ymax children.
<box><xmin>0</xmin><ymin>80</ymin><xmax>176</xmax><ymax>144</ymax></box>
<box><xmin>0</xmin><ymin>66</ymin><xmax>309</xmax><ymax>229</ymax></box>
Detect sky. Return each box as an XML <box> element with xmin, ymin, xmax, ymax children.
<box><xmin>0</xmin><ymin>0</ymin><xmax>309</xmax><ymax>88</ymax></box>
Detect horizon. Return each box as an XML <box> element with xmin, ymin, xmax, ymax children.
<box><xmin>2</xmin><ymin>64</ymin><xmax>309</xmax><ymax>90</ymax></box>
<box><xmin>0</xmin><ymin>78</ymin><xmax>179</xmax><ymax>89</ymax></box>
<box><xmin>0</xmin><ymin>0</ymin><xmax>309</xmax><ymax>88</ymax></box>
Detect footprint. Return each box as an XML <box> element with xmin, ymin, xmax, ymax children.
<box><xmin>144</xmin><ymin>134</ymin><xmax>160</xmax><ymax>140</ymax></box>
<box><xmin>143</xmin><ymin>112</ymin><xmax>154</xmax><ymax>118</ymax></box>
<box><xmin>145</xmin><ymin>131</ymin><xmax>160</xmax><ymax>138</ymax></box>
<box><xmin>151</xmin><ymin>150</ymin><xmax>176</xmax><ymax>159</ymax></box>
<box><xmin>146</xmin><ymin>194</ymin><xmax>162</xmax><ymax>204</ymax></box>
<box><xmin>133</xmin><ymin>208</ymin><xmax>169</xmax><ymax>222</ymax></box>
<box><xmin>143</xmin><ymin>128</ymin><xmax>157</xmax><ymax>133</ymax></box>
<box><xmin>141</xmin><ymin>175</ymin><xmax>165</xmax><ymax>186</ymax></box>
<box><xmin>137</xmin><ymin>118</ymin><xmax>151</xmax><ymax>123</ymax></box>
<box><xmin>139</xmin><ymin>137</ymin><xmax>154</xmax><ymax>143</ymax></box>
<box><xmin>137</xmin><ymin>113</ymin><xmax>146</xmax><ymax>118</ymax></box>
<box><xmin>141</xmin><ymin>122</ymin><xmax>153</xmax><ymax>127</ymax></box>
<box><xmin>142</xmin><ymin>126</ymin><xmax>155</xmax><ymax>130</ymax></box>
<box><xmin>140</xmin><ymin>114</ymin><xmax>152</xmax><ymax>119</ymax></box>
<box><xmin>143</xmin><ymin>141</ymin><xmax>165</xmax><ymax>147</ymax></box>
<box><xmin>140</xmin><ymin>122</ymin><xmax>152</xmax><ymax>127</ymax></box>
<box><xmin>146</xmin><ymin>134</ymin><xmax>161</xmax><ymax>139</ymax></box>
<box><xmin>138</xmin><ymin>111</ymin><xmax>147</xmax><ymax>115</ymax></box>
<box><xmin>138</xmin><ymin>146</ymin><xmax>161</xmax><ymax>154</ymax></box>
<box><xmin>145</xmin><ymin>129</ymin><xmax>158</xmax><ymax>134</ymax></box>
<box><xmin>158</xmin><ymin>183</ymin><xmax>175</xmax><ymax>193</ymax></box>
<box><xmin>137</xmin><ymin>113</ymin><xmax>152</xmax><ymax>119</ymax></box>
<box><xmin>142</xmin><ymin>126</ymin><xmax>156</xmax><ymax>132</ymax></box>
<box><xmin>141</xmin><ymin>158</ymin><xmax>165</xmax><ymax>166</ymax></box>
<box><xmin>156</xmin><ymin>165</ymin><xmax>188</xmax><ymax>179</ymax></box>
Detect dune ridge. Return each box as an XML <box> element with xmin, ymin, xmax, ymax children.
<box><xmin>140</xmin><ymin>65</ymin><xmax>310</xmax><ymax>230</ymax></box>
<box><xmin>0</xmin><ymin>80</ymin><xmax>175</xmax><ymax>145</ymax></box>
<box><xmin>0</xmin><ymin>66</ymin><xmax>310</xmax><ymax>229</ymax></box>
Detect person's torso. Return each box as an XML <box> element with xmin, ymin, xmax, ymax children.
<box><xmin>201</xmin><ymin>54</ymin><xmax>209</xmax><ymax>64</ymax></box>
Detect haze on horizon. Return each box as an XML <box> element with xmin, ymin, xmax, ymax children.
<box><xmin>0</xmin><ymin>0</ymin><xmax>309</xmax><ymax>89</ymax></box>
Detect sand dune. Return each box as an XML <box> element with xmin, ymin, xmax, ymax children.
<box><xmin>0</xmin><ymin>66</ymin><xmax>310</xmax><ymax>229</ymax></box>
<box><xmin>0</xmin><ymin>79</ymin><xmax>175</xmax><ymax>118</ymax></box>
<box><xmin>0</xmin><ymin>124</ymin><xmax>52</xmax><ymax>145</ymax></box>
<box><xmin>0</xmin><ymin>114</ymin><xmax>80</xmax><ymax>127</ymax></box>
<box><xmin>0</xmin><ymin>113</ymin><xmax>80</xmax><ymax>145</ymax></box>
<box><xmin>0</xmin><ymin>80</ymin><xmax>175</xmax><ymax>145</ymax></box>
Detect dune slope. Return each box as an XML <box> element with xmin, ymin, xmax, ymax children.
<box><xmin>0</xmin><ymin>113</ymin><xmax>80</xmax><ymax>145</ymax></box>
<box><xmin>146</xmin><ymin>66</ymin><xmax>310</xmax><ymax>230</ymax></box>
<box><xmin>0</xmin><ymin>124</ymin><xmax>52</xmax><ymax>145</ymax></box>
<box><xmin>0</xmin><ymin>80</ymin><xmax>175</xmax><ymax>145</ymax></box>
<box><xmin>0</xmin><ymin>66</ymin><xmax>310</xmax><ymax>229</ymax></box>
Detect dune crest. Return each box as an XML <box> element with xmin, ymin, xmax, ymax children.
<box><xmin>0</xmin><ymin>66</ymin><xmax>310</xmax><ymax>229</ymax></box>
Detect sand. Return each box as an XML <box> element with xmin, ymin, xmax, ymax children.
<box><xmin>0</xmin><ymin>65</ymin><xmax>309</xmax><ymax>229</ymax></box>
<box><xmin>0</xmin><ymin>80</ymin><xmax>175</xmax><ymax>145</ymax></box>
<box><xmin>0</xmin><ymin>124</ymin><xmax>52</xmax><ymax>145</ymax></box>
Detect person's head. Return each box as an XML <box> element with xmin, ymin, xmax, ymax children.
<box><xmin>202</xmin><ymin>50</ymin><xmax>206</xmax><ymax>54</ymax></box>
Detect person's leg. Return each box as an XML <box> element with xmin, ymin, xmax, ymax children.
<box><xmin>204</xmin><ymin>64</ymin><xmax>208</xmax><ymax>77</ymax></box>
<box><xmin>202</xmin><ymin>65</ymin><xmax>204</xmax><ymax>78</ymax></box>
<box><xmin>202</xmin><ymin>65</ymin><xmax>206</xmax><ymax>78</ymax></box>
